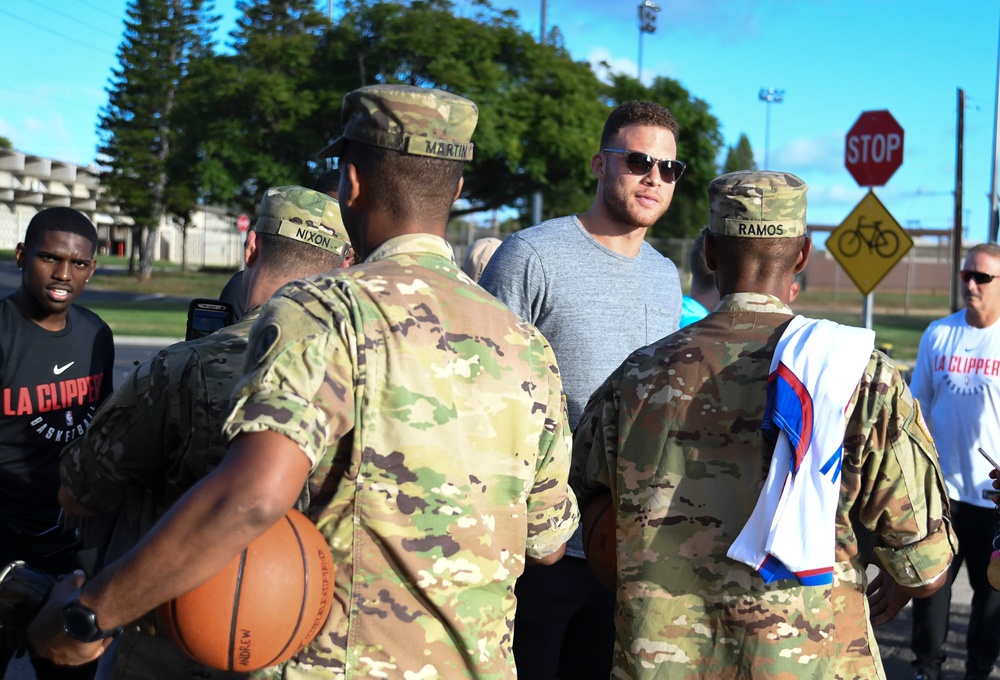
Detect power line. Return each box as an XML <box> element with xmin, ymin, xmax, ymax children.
<box><xmin>77</xmin><ymin>0</ymin><xmax>127</xmax><ymax>21</ymax></box>
<box><xmin>0</xmin><ymin>84</ymin><xmax>104</xmax><ymax>113</ymax></box>
<box><xmin>31</xmin><ymin>0</ymin><xmax>122</xmax><ymax>39</ymax></box>
<box><xmin>0</xmin><ymin>8</ymin><xmax>112</xmax><ymax>56</ymax></box>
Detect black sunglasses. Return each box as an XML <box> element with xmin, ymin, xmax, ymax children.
<box><xmin>602</xmin><ymin>148</ymin><xmax>687</xmax><ymax>184</ymax></box>
<box><xmin>961</xmin><ymin>270</ymin><xmax>998</xmax><ymax>285</ymax></box>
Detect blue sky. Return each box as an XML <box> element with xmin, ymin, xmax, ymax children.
<box><xmin>2</xmin><ymin>0</ymin><xmax>999</xmax><ymax>244</ymax></box>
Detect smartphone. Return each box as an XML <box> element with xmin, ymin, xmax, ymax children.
<box><xmin>185</xmin><ymin>299</ymin><xmax>235</xmax><ymax>341</ymax></box>
<box><xmin>979</xmin><ymin>447</ymin><xmax>1000</xmax><ymax>473</ymax></box>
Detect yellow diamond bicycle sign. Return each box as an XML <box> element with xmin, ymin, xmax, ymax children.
<box><xmin>827</xmin><ymin>189</ymin><xmax>913</xmax><ymax>296</ymax></box>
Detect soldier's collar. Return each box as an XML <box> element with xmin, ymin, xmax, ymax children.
<box><xmin>716</xmin><ymin>293</ymin><xmax>794</xmax><ymax>315</ymax></box>
<box><xmin>366</xmin><ymin>233</ymin><xmax>456</xmax><ymax>263</ymax></box>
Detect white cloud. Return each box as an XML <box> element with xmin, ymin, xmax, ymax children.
<box><xmin>770</xmin><ymin>133</ymin><xmax>845</xmax><ymax>174</ymax></box>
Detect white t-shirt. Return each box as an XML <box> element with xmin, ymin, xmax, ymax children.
<box><xmin>910</xmin><ymin>309</ymin><xmax>1000</xmax><ymax>507</ymax></box>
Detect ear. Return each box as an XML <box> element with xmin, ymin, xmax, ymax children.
<box><xmin>703</xmin><ymin>231</ymin><xmax>718</xmax><ymax>272</ymax></box>
<box><xmin>590</xmin><ymin>151</ymin><xmax>605</xmax><ymax>181</ymax></box>
<box><xmin>793</xmin><ymin>236</ymin><xmax>812</xmax><ymax>274</ymax></box>
<box><xmin>244</xmin><ymin>230</ymin><xmax>260</xmax><ymax>268</ymax></box>
<box><xmin>452</xmin><ymin>176</ymin><xmax>464</xmax><ymax>204</ymax></box>
<box><xmin>341</xmin><ymin>162</ymin><xmax>363</xmax><ymax>209</ymax></box>
<box><xmin>14</xmin><ymin>242</ymin><xmax>25</xmax><ymax>270</ymax></box>
<box><xmin>85</xmin><ymin>258</ymin><xmax>97</xmax><ymax>282</ymax></box>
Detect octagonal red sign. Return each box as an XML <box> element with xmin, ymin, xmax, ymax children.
<box><xmin>844</xmin><ymin>110</ymin><xmax>904</xmax><ymax>187</ymax></box>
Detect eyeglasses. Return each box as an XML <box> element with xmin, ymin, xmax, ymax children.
<box><xmin>961</xmin><ymin>270</ymin><xmax>998</xmax><ymax>285</ymax></box>
<box><xmin>602</xmin><ymin>148</ymin><xmax>687</xmax><ymax>184</ymax></box>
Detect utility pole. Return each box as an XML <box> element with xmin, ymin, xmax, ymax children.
<box><xmin>991</xmin><ymin>10</ymin><xmax>1000</xmax><ymax>242</ymax></box>
<box><xmin>637</xmin><ymin>1</ymin><xmax>660</xmax><ymax>82</ymax></box>
<box><xmin>540</xmin><ymin>0</ymin><xmax>546</xmax><ymax>43</ymax></box>
<box><xmin>532</xmin><ymin>1</ymin><xmax>548</xmax><ymax>225</ymax></box>
<box><xmin>952</xmin><ymin>88</ymin><xmax>965</xmax><ymax>313</ymax></box>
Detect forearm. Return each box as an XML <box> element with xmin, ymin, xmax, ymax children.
<box><xmin>527</xmin><ymin>542</ymin><xmax>567</xmax><ymax>566</ymax></box>
<box><xmin>77</xmin><ymin>431</ymin><xmax>310</xmax><ymax>628</ymax></box>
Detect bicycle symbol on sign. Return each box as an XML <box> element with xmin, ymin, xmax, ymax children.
<box><xmin>837</xmin><ymin>215</ymin><xmax>899</xmax><ymax>258</ymax></box>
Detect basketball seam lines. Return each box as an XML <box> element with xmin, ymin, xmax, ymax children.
<box><xmin>264</xmin><ymin>514</ymin><xmax>309</xmax><ymax>668</ymax></box>
<box><xmin>168</xmin><ymin>600</ymin><xmax>196</xmax><ymax>661</ymax></box>
<box><xmin>228</xmin><ymin>548</ymin><xmax>249</xmax><ymax>671</ymax></box>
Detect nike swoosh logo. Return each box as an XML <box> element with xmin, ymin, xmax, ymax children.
<box><xmin>53</xmin><ymin>362</ymin><xmax>75</xmax><ymax>375</ymax></box>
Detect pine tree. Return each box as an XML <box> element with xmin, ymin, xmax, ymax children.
<box><xmin>98</xmin><ymin>0</ymin><xmax>216</xmax><ymax>279</ymax></box>
<box><xmin>723</xmin><ymin>134</ymin><xmax>757</xmax><ymax>174</ymax></box>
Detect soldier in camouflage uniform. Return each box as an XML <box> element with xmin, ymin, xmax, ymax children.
<box><xmin>570</xmin><ymin>170</ymin><xmax>957</xmax><ymax>679</ymax></box>
<box><xmin>55</xmin><ymin>185</ymin><xmax>351</xmax><ymax>679</ymax></box>
<box><xmin>29</xmin><ymin>85</ymin><xmax>579</xmax><ymax>680</ymax></box>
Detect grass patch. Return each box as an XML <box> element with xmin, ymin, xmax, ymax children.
<box><xmin>79</xmin><ymin>300</ymin><xmax>189</xmax><ymax>338</ymax></box>
<box><xmin>81</xmin><ymin>268</ymin><xmax>237</xmax><ymax>337</ymax></box>
<box><xmin>88</xmin><ymin>269</ymin><xmax>235</xmax><ymax>299</ymax></box>
<box><xmin>11</xmin><ymin>250</ymin><xmax>943</xmax><ymax>356</ymax></box>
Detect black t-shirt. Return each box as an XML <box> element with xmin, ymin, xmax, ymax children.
<box><xmin>0</xmin><ymin>296</ymin><xmax>115</xmax><ymax>535</ymax></box>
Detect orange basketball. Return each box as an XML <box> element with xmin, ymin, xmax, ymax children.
<box><xmin>582</xmin><ymin>490</ymin><xmax>617</xmax><ymax>592</ymax></box>
<box><xmin>157</xmin><ymin>509</ymin><xmax>334</xmax><ymax>672</ymax></box>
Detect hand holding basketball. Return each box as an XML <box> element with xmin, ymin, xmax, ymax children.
<box><xmin>157</xmin><ymin>509</ymin><xmax>333</xmax><ymax>672</ymax></box>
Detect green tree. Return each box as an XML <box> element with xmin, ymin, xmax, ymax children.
<box><xmin>723</xmin><ymin>134</ymin><xmax>757</xmax><ymax>174</ymax></box>
<box><xmin>319</xmin><ymin>0</ymin><xmax>607</xmax><ymax>220</ymax></box>
<box><xmin>0</xmin><ymin>135</ymin><xmax>12</xmax><ymax>149</ymax></box>
<box><xmin>99</xmin><ymin>0</ymin><xmax>216</xmax><ymax>280</ymax></box>
<box><xmin>602</xmin><ymin>73</ymin><xmax>724</xmax><ymax>239</ymax></box>
<box><xmin>191</xmin><ymin>0</ymin><xmax>332</xmax><ymax>214</ymax></box>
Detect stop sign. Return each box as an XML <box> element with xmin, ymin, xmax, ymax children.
<box><xmin>237</xmin><ymin>213</ymin><xmax>251</xmax><ymax>232</ymax></box>
<box><xmin>845</xmin><ymin>110</ymin><xmax>904</xmax><ymax>187</ymax></box>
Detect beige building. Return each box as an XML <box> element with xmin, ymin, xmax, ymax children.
<box><xmin>0</xmin><ymin>147</ymin><xmax>243</xmax><ymax>269</ymax></box>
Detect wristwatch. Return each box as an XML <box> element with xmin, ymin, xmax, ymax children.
<box><xmin>61</xmin><ymin>591</ymin><xmax>122</xmax><ymax>643</ymax></box>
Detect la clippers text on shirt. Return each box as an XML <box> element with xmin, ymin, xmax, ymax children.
<box><xmin>932</xmin><ymin>352</ymin><xmax>1000</xmax><ymax>395</ymax></box>
<box><xmin>3</xmin><ymin>373</ymin><xmax>105</xmax><ymax>439</ymax></box>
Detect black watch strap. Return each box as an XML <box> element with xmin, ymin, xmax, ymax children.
<box><xmin>61</xmin><ymin>590</ymin><xmax>122</xmax><ymax>643</ymax></box>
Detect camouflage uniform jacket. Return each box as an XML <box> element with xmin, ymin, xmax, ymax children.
<box><xmin>224</xmin><ymin>233</ymin><xmax>579</xmax><ymax>680</ymax></box>
<box><xmin>61</xmin><ymin>310</ymin><xmax>260</xmax><ymax>547</ymax></box>
<box><xmin>571</xmin><ymin>293</ymin><xmax>956</xmax><ymax>680</ymax></box>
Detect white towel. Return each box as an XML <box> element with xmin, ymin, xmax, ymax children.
<box><xmin>727</xmin><ymin>315</ymin><xmax>875</xmax><ymax>586</ymax></box>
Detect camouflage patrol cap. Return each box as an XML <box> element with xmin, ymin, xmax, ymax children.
<box><xmin>707</xmin><ymin>170</ymin><xmax>808</xmax><ymax>238</ymax></box>
<box><xmin>252</xmin><ymin>186</ymin><xmax>350</xmax><ymax>255</ymax></box>
<box><xmin>316</xmin><ymin>84</ymin><xmax>477</xmax><ymax>162</ymax></box>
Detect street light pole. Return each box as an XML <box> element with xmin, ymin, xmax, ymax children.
<box><xmin>990</xmin><ymin>9</ymin><xmax>1000</xmax><ymax>242</ymax></box>
<box><xmin>758</xmin><ymin>87</ymin><xmax>784</xmax><ymax>170</ymax></box>
<box><xmin>638</xmin><ymin>1</ymin><xmax>660</xmax><ymax>82</ymax></box>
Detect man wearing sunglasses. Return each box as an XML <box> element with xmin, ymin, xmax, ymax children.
<box><xmin>571</xmin><ymin>170</ymin><xmax>954</xmax><ymax>679</ymax></box>
<box><xmin>478</xmin><ymin>101</ymin><xmax>683</xmax><ymax>680</ymax></box>
<box><xmin>910</xmin><ymin>243</ymin><xmax>1000</xmax><ymax>680</ymax></box>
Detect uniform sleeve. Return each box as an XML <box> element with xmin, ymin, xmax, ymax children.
<box><xmin>478</xmin><ymin>235</ymin><xmax>543</xmax><ymax>324</ymax></box>
<box><xmin>60</xmin><ymin>350</ymin><xmax>175</xmax><ymax>514</ymax></box>
<box><xmin>525</xmin><ymin>365</ymin><xmax>580</xmax><ymax>559</ymax></box>
<box><xmin>223</xmin><ymin>286</ymin><xmax>356</xmax><ymax>469</ymax></box>
<box><xmin>846</xmin><ymin>353</ymin><xmax>957</xmax><ymax>587</ymax></box>
<box><xmin>569</xmin><ymin>370</ymin><xmax>620</xmax><ymax>512</ymax></box>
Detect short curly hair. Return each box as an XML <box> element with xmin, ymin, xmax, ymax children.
<box><xmin>600</xmin><ymin>101</ymin><xmax>679</xmax><ymax>149</ymax></box>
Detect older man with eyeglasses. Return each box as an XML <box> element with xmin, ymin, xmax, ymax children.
<box><xmin>478</xmin><ymin>101</ymin><xmax>683</xmax><ymax>680</ymax></box>
<box><xmin>910</xmin><ymin>242</ymin><xmax>1000</xmax><ymax>680</ymax></box>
